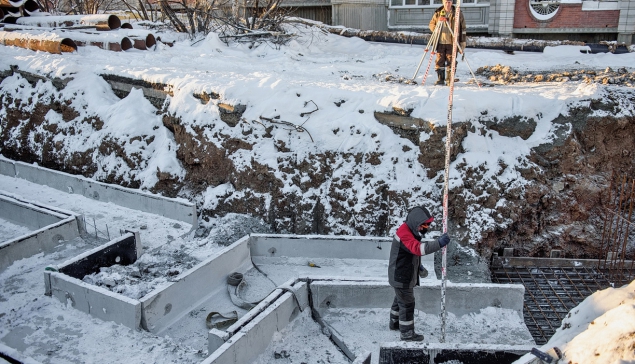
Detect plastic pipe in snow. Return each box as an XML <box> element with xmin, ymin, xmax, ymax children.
<box><xmin>0</xmin><ymin>30</ymin><xmax>77</xmax><ymax>53</ymax></box>
<box><xmin>15</xmin><ymin>14</ymin><xmax>121</xmax><ymax>30</ymax></box>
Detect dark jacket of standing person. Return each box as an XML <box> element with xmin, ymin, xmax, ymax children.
<box><xmin>388</xmin><ymin>206</ymin><xmax>451</xmax><ymax>341</ymax></box>
<box><xmin>388</xmin><ymin>206</ymin><xmax>441</xmax><ymax>289</ymax></box>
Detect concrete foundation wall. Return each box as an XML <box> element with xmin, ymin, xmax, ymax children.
<box><xmin>44</xmin><ymin>271</ymin><xmax>142</xmax><ymax>329</ymax></box>
<box><xmin>0</xmin><ymin>156</ymin><xmax>197</xmax><ymax>225</ymax></box>
<box><xmin>140</xmin><ymin>235</ymin><xmax>253</xmax><ymax>334</ymax></box>
<box><xmin>310</xmin><ymin>281</ymin><xmax>525</xmax><ymax>318</ymax></box>
<box><xmin>0</xmin><ymin>194</ymin><xmax>81</xmax><ymax>272</ymax></box>
<box><xmin>250</xmin><ymin>234</ymin><xmax>393</xmax><ymax>259</ymax></box>
<box><xmin>44</xmin><ymin>232</ymin><xmax>143</xmax><ymax>329</ymax></box>
<box><xmin>203</xmin><ymin>282</ymin><xmax>309</xmax><ymax>364</ymax></box>
<box><xmin>0</xmin><ymin>193</ymin><xmax>72</xmax><ymax>230</ymax></box>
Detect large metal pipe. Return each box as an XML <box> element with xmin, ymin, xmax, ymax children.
<box><xmin>22</xmin><ymin>0</ymin><xmax>39</xmax><ymax>15</ymax></box>
<box><xmin>0</xmin><ymin>30</ymin><xmax>77</xmax><ymax>53</ymax></box>
<box><xmin>3</xmin><ymin>25</ymin><xmax>133</xmax><ymax>51</ymax></box>
<box><xmin>0</xmin><ymin>5</ymin><xmax>20</xmax><ymax>17</ymax></box>
<box><xmin>15</xmin><ymin>14</ymin><xmax>121</xmax><ymax>30</ymax></box>
<box><xmin>66</xmin><ymin>30</ymin><xmax>133</xmax><ymax>51</ymax></box>
<box><xmin>115</xmin><ymin>29</ymin><xmax>156</xmax><ymax>50</ymax></box>
<box><xmin>0</xmin><ymin>7</ymin><xmax>4</xmax><ymax>19</ymax></box>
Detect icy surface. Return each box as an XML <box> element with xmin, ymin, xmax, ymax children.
<box><xmin>0</xmin><ymin>218</ymin><xmax>32</xmax><ymax>243</ymax></box>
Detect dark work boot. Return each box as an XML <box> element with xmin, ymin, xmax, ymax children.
<box><xmin>401</xmin><ymin>329</ymin><xmax>425</xmax><ymax>341</ymax></box>
<box><xmin>435</xmin><ymin>69</ymin><xmax>445</xmax><ymax>85</ymax></box>
<box><xmin>389</xmin><ymin>319</ymin><xmax>399</xmax><ymax>330</ymax></box>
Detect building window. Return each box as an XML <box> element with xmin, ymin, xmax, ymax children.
<box><xmin>529</xmin><ymin>0</ymin><xmax>560</xmax><ymax>20</ymax></box>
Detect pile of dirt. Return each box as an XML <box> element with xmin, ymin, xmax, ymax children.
<box><xmin>477</xmin><ymin>64</ymin><xmax>635</xmax><ymax>86</ymax></box>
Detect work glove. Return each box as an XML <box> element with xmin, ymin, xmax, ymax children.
<box><xmin>419</xmin><ymin>264</ymin><xmax>429</xmax><ymax>279</ymax></box>
<box><xmin>437</xmin><ymin>233</ymin><xmax>450</xmax><ymax>248</ymax></box>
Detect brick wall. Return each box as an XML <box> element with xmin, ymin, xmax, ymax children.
<box><xmin>513</xmin><ymin>2</ymin><xmax>619</xmax><ymax>29</ymax></box>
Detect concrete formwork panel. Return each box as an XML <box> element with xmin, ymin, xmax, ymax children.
<box><xmin>249</xmin><ymin>234</ymin><xmax>436</xmax><ymax>283</ymax></box>
<box><xmin>310</xmin><ymin>281</ymin><xmax>525</xmax><ymax>318</ymax></box>
<box><xmin>250</xmin><ymin>234</ymin><xmax>393</xmax><ymax>259</ymax></box>
<box><xmin>0</xmin><ymin>156</ymin><xmax>197</xmax><ymax>225</ymax></box>
<box><xmin>0</xmin><ymin>193</ymin><xmax>81</xmax><ymax>272</ymax></box>
<box><xmin>45</xmin><ymin>271</ymin><xmax>142</xmax><ymax>329</ymax></box>
<box><xmin>203</xmin><ymin>282</ymin><xmax>309</xmax><ymax>364</ymax></box>
<box><xmin>0</xmin><ymin>157</ymin><xmax>16</xmax><ymax>177</ymax></box>
<box><xmin>140</xmin><ymin>235</ymin><xmax>253</xmax><ymax>334</ymax></box>
<box><xmin>44</xmin><ymin>232</ymin><xmax>143</xmax><ymax>329</ymax></box>
<box><xmin>0</xmin><ymin>195</ymin><xmax>67</xmax><ymax>230</ymax></box>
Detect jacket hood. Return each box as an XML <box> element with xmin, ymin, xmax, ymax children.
<box><xmin>405</xmin><ymin>206</ymin><xmax>434</xmax><ymax>239</ymax></box>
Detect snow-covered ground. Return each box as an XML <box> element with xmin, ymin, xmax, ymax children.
<box><xmin>1</xmin><ymin>20</ymin><xmax>635</xmax><ymax>363</ymax></box>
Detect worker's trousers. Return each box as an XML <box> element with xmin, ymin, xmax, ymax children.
<box><xmin>390</xmin><ymin>287</ymin><xmax>416</xmax><ymax>333</ymax></box>
<box><xmin>435</xmin><ymin>43</ymin><xmax>454</xmax><ymax>71</ymax></box>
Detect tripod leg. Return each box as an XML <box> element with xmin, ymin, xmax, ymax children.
<box><xmin>412</xmin><ymin>22</ymin><xmax>442</xmax><ymax>81</ymax></box>
<box><xmin>442</xmin><ymin>22</ymin><xmax>481</xmax><ymax>88</ymax></box>
<box><xmin>420</xmin><ymin>23</ymin><xmax>443</xmax><ymax>85</ymax></box>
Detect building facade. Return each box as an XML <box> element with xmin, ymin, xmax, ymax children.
<box><xmin>287</xmin><ymin>0</ymin><xmax>635</xmax><ymax>44</ymax></box>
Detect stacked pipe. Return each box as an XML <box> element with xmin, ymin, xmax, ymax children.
<box><xmin>0</xmin><ymin>0</ymin><xmax>39</xmax><ymax>22</ymax></box>
<box><xmin>0</xmin><ymin>29</ymin><xmax>77</xmax><ymax>53</ymax></box>
<box><xmin>15</xmin><ymin>14</ymin><xmax>122</xmax><ymax>30</ymax></box>
<box><xmin>3</xmin><ymin>24</ymin><xmax>133</xmax><ymax>51</ymax></box>
<box><xmin>1</xmin><ymin>8</ymin><xmax>160</xmax><ymax>53</ymax></box>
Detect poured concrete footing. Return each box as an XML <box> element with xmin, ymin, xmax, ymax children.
<box><xmin>36</xmin><ymin>232</ymin><xmax>534</xmax><ymax>363</ymax></box>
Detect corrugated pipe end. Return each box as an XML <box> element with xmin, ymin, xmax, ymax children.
<box><xmin>121</xmin><ymin>22</ymin><xmax>133</xmax><ymax>29</ymax></box>
<box><xmin>108</xmin><ymin>14</ymin><xmax>121</xmax><ymax>30</ymax></box>
<box><xmin>146</xmin><ymin>33</ymin><xmax>156</xmax><ymax>49</ymax></box>
<box><xmin>121</xmin><ymin>36</ymin><xmax>132</xmax><ymax>51</ymax></box>
<box><xmin>60</xmin><ymin>38</ymin><xmax>77</xmax><ymax>53</ymax></box>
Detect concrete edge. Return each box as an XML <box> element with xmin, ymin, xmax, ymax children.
<box><xmin>46</xmin><ymin>271</ymin><xmax>142</xmax><ymax>330</ymax></box>
<box><xmin>203</xmin><ymin>281</ymin><xmax>309</xmax><ymax>364</ymax></box>
<box><xmin>0</xmin><ymin>155</ymin><xmax>196</xmax><ymax>226</ymax></box>
<box><xmin>310</xmin><ymin>280</ymin><xmax>525</xmax><ymax>318</ymax></box>
<box><xmin>140</xmin><ymin>235</ymin><xmax>252</xmax><ymax>334</ymax></box>
<box><xmin>0</xmin><ymin>342</ymin><xmax>43</xmax><ymax>364</ymax></box>
<box><xmin>52</xmin><ymin>232</ymin><xmax>137</xmax><ymax>272</ymax></box>
<box><xmin>0</xmin><ymin>214</ymin><xmax>80</xmax><ymax>272</ymax></box>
